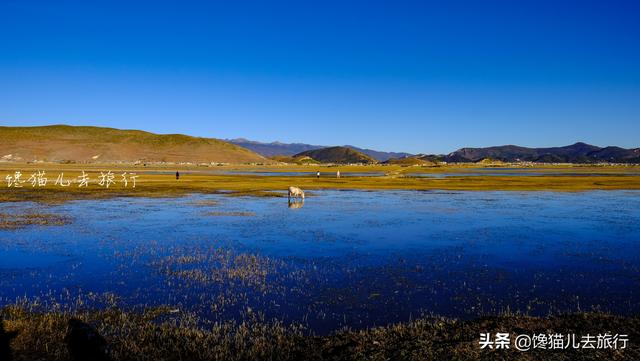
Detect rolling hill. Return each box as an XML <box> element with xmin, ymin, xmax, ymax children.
<box><xmin>444</xmin><ymin>142</ymin><xmax>640</xmax><ymax>163</ymax></box>
<box><xmin>228</xmin><ymin>139</ymin><xmax>411</xmax><ymax>161</ymax></box>
<box><xmin>294</xmin><ymin>146</ymin><xmax>377</xmax><ymax>164</ymax></box>
<box><xmin>0</xmin><ymin>125</ymin><xmax>267</xmax><ymax>164</ymax></box>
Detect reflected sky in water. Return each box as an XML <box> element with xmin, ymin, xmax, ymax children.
<box><xmin>1</xmin><ymin>190</ymin><xmax>639</xmax><ymax>334</ymax></box>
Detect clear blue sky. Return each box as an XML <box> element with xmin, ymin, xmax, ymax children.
<box><xmin>1</xmin><ymin>0</ymin><xmax>638</xmax><ymax>154</ymax></box>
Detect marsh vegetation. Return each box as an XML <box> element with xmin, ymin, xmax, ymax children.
<box><xmin>3</xmin><ymin>304</ymin><xmax>638</xmax><ymax>361</ymax></box>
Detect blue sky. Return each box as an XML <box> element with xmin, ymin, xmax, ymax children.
<box><xmin>1</xmin><ymin>0</ymin><xmax>639</xmax><ymax>154</ymax></box>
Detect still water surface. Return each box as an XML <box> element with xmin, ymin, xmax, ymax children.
<box><xmin>1</xmin><ymin>190</ymin><xmax>638</xmax><ymax>333</ymax></box>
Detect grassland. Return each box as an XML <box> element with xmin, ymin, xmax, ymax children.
<box><xmin>0</xmin><ymin>163</ymin><xmax>639</xmax><ymax>204</ymax></box>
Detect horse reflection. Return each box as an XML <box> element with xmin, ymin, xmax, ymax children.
<box><xmin>288</xmin><ymin>199</ymin><xmax>304</xmax><ymax>209</ymax></box>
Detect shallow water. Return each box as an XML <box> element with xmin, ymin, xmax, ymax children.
<box><xmin>407</xmin><ymin>171</ymin><xmax>640</xmax><ymax>178</ymax></box>
<box><xmin>141</xmin><ymin>170</ymin><xmax>383</xmax><ymax>177</ymax></box>
<box><xmin>222</xmin><ymin>171</ymin><xmax>383</xmax><ymax>177</ymax></box>
<box><xmin>1</xmin><ymin>190</ymin><xmax>639</xmax><ymax>334</ymax></box>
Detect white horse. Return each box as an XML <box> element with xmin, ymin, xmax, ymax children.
<box><xmin>288</xmin><ymin>186</ymin><xmax>305</xmax><ymax>200</ymax></box>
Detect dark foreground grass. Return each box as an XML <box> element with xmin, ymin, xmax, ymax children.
<box><xmin>2</xmin><ymin>306</ymin><xmax>638</xmax><ymax>361</ymax></box>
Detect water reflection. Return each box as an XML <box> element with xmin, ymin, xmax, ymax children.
<box><xmin>288</xmin><ymin>199</ymin><xmax>304</xmax><ymax>209</ymax></box>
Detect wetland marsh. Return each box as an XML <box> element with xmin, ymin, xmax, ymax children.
<box><xmin>1</xmin><ymin>190</ymin><xmax>639</xmax><ymax>332</ymax></box>
<box><xmin>1</xmin><ymin>165</ymin><xmax>640</xmax><ymax>359</ymax></box>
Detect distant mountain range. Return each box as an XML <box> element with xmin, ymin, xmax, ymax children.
<box><xmin>0</xmin><ymin>125</ymin><xmax>267</xmax><ymax>164</ymax></box>
<box><xmin>444</xmin><ymin>142</ymin><xmax>640</xmax><ymax>163</ymax></box>
<box><xmin>227</xmin><ymin>139</ymin><xmax>322</xmax><ymax>157</ymax></box>
<box><xmin>228</xmin><ymin>138</ymin><xmax>412</xmax><ymax>161</ymax></box>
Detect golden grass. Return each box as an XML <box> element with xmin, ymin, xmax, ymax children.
<box><xmin>0</xmin><ymin>163</ymin><xmax>639</xmax><ymax>204</ymax></box>
<box><xmin>2</xmin><ymin>305</ymin><xmax>638</xmax><ymax>361</ymax></box>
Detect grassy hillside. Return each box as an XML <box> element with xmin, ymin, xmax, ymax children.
<box><xmin>294</xmin><ymin>146</ymin><xmax>377</xmax><ymax>164</ymax></box>
<box><xmin>0</xmin><ymin>125</ymin><xmax>267</xmax><ymax>164</ymax></box>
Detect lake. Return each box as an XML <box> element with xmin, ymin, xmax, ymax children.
<box><xmin>1</xmin><ymin>190</ymin><xmax>639</xmax><ymax>334</ymax></box>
